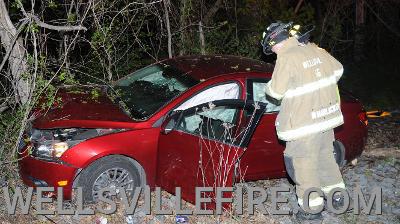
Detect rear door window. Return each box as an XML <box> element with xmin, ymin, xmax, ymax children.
<box><xmin>247</xmin><ymin>79</ymin><xmax>280</xmax><ymax>113</ymax></box>
<box><xmin>167</xmin><ymin>100</ymin><xmax>264</xmax><ymax>147</ymax></box>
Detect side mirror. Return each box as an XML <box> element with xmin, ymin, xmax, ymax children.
<box><xmin>161</xmin><ymin>118</ymin><xmax>176</xmax><ymax>134</ymax></box>
<box><xmin>160</xmin><ymin>111</ymin><xmax>181</xmax><ymax>135</ymax></box>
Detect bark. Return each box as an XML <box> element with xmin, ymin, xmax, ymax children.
<box><xmin>179</xmin><ymin>0</ymin><xmax>189</xmax><ymax>56</ymax></box>
<box><xmin>203</xmin><ymin>0</ymin><xmax>223</xmax><ymax>25</ymax></box>
<box><xmin>199</xmin><ymin>21</ymin><xmax>205</xmax><ymax>55</ymax></box>
<box><xmin>356</xmin><ymin>0</ymin><xmax>365</xmax><ymax>25</ymax></box>
<box><xmin>199</xmin><ymin>0</ymin><xmax>224</xmax><ymax>55</ymax></box>
<box><xmin>294</xmin><ymin>0</ymin><xmax>304</xmax><ymax>14</ymax></box>
<box><xmin>27</xmin><ymin>13</ymin><xmax>87</xmax><ymax>31</ymax></box>
<box><xmin>0</xmin><ymin>105</ymin><xmax>7</xmax><ymax>113</ymax></box>
<box><xmin>354</xmin><ymin>0</ymin><xmax>365</xmax><ymax>62</ymax></box>
<box><xmin>0</xmin><ymin>0</ymin><xmax>30</xmax><ymax>104</ymax></box>
<box><xmin>163</xmin><ymin>0</ymin><xmax>172</xmax><ymax>58</ymax></box>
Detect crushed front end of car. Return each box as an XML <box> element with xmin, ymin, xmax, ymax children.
<box><xmin>18</xmin><ymin>126</ymin><xmax>124</xmax><ymax>199</ymax></box>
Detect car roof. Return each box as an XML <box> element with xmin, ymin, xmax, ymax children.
<box><xmin>162</xmin><ymin>55</ymin><xmax>274</xmax><ymax>80</ymax></box>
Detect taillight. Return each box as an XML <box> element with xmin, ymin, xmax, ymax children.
<box><xmin>358</xmin><ymin>112</ymin><xmax>368</xmax><ymax>126</ymax></box>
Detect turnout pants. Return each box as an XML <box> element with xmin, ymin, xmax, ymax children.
<box><xmin>284</xmin><ymin>129</ymin><xmax>345</xmax><ymax>209</ymax></box>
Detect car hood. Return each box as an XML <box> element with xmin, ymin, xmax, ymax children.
<box><xmin>33</xmin><ymin>87</ymin><xmax>137</xmax><ymax>129</ymax></box>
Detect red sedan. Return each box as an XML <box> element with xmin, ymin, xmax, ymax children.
<box><xmin>18</xmin><ymin>55</ymin><xmax>368</xmax><ymax>203</ymax></box>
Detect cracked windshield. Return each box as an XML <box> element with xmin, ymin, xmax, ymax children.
<box><xmin>112</xmin><ymin>64</ymin><xmax>199</xmax><ymax>120</ymax></box>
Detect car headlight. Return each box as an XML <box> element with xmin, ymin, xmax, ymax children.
<box><xmin>35</xmin><ymin>142</ymin><xmax>69</xmax><ymax>158</ymax></box>
<box><xmin>28</xmin><ymin>128</ymin><xmax>126</xmax><ymax>160</ymax></box>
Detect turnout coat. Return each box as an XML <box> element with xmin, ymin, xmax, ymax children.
<box><xmin>265</xmin><ymin>37</ymin><xmax>344</xmax><ymax>141</ymax></box>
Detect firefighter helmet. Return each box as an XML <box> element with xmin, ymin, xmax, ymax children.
<box><xmin>261</xmin><ymin>21</ymin><xmax>292</xmax><ymax>55</ymax></box>
<box><xmin>261</xmin><ymin>21</ymin><xmax>315</xmax><ymax>55</ymax></box>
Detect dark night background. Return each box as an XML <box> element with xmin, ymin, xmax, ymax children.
<box><xmin>2</xmin><ymin>0</ymin><xmax>400</xmax><ymax>109</ymax></box>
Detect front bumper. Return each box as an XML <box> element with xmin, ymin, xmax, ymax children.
<box><xmin>18</xmin><ymin>146</ymin><xmax>78</xmax><ymax>200</ymax></box>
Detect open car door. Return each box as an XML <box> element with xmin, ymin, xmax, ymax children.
<box><xmin>241</xmin><ymin>78</ymin><xmax>286</xmax><ymax>180</ymax></box>
<box><xmin>156</xmin><ymin>99</ymin><xmax>266</xmax><ymax>206</ymax></box>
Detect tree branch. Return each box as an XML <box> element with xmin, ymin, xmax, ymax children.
<box><xmin>0</xmin><ymin>105</ymin><xmax>8</xmax><ymax>113</ymax></box>
<box><xmin>203</xmin><ymin>0</ymin><xmax>224</xmax><ymax>25</ymax></box>
<box><xmin>364</xmin><ymin>1</ymin><xmax>400</xmax><ymax>38</ymax></box>
<box><xmin>294</xmin><ymin>0</ymin><xmax>304</xmax><ymax>14</ymax></box>
<box><xmin>0</xmin><ymin>19</ymin><xmax>28</xmax><ymax>73</ymax></box>
<box><xmin>28</xmin><ymin>13</ymin><xmax>87</xmax><ymax>31</ymax></box>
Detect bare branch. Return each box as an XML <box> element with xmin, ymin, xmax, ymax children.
<box><xmin>27</xmin><ymin>13</ymin><xmax>87</xmax><ymax>31</ymax></box>
<box><xmin>203</xmin><ymin>0</ymin><xmax>223</xmax><ymax>25</ymax></box>
<box><xmin>294</xmin><ymin>0</ymin><xmax>304</xmax><ymax>14</ymax></box>
<box><xmin>0</xmin><ymin>19</ymin><xmax>28</xmax><ymax>73</ymax></box>
<box><xmin>365</xmin><ymin>1</ymin><xmax>400</xmax><ymax>38</ymax></box>
<box><xmin>0</xmin><ymin>105</ymin><xmax>8</xmax><ymax>113</ymax></box>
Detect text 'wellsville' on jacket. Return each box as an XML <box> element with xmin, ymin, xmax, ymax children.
<box><xmin>265</xmin><ymin>37</ymin><xmax>344</xmax><ymax>141</ymax></box>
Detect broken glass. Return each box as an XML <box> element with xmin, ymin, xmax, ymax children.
<box><xmin>252</xmin><ymin>82</ymin><xmax>280</xmax><ymax>112</ymax></box>
<box><xmin>112</xmin><ymin>64</ymin><xmax>199</xmax><ymax>120</ymax></box>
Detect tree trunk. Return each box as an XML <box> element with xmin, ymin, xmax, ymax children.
<box><xmin>199</xmin><ymin>0</ymin><xmax>224</xmax><ymax>55</ymax></box>
<box><xmin>179</xmin><ymin>0</ymin><xmax>189</xmax><ymax>56</ymax></box>
<box><xmin>0</xmin><ymin>0</ymin><xmax>29</xmax><ymax>104</ymax></box>
<box><xmin>354</xmin><ymin>0</ymin><xmax>365</xmax><ymax>62</ymax></box>
<box><xmin>199</xmin><ymin>21</ymin><xmax>205</xmax><ymax>55</ymax></box>
<box><xmin>294</xmin><ymin>0</ymin><xmax>304</xmax><ymax>14</ymax></box>
<box><xmin>163</xmin><ymin>0</ymin><xmax>172</xmax><ymax>58</ymax></box>
<box><xmin>203</xmin><ymin>0</ymin><xmax>223</xmax><ymax>25</ymax></box>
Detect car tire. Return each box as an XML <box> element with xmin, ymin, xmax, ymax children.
<box><xmin>77</xmin><ymin>155</ymin><xmax>141</xmax><ymax>202</ymax></box>
<box><xmin>333</xmin><ymin>140</ymin><xmax>346</xmax><ymax>168</ymax></box>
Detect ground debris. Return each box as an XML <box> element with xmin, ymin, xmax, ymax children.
<box><xmin>366</xmin><ymin>112</ymin><xmax>400</xmax><ymax>150</ymax></box>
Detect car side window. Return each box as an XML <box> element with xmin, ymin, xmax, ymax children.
<box><xmin>249</xmin><ymin>80</ymin><xmax>281</xmax><ymax>113</ymax></box>
<box><xmin>173</xmin><ymin>101</ymin><xmax>261</xmax><ymax>147</ymax></box>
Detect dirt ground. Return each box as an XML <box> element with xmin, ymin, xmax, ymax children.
<box><xmin>0</xmin><ymin>114</ymin><xmax>399</xmax><ymax>224</ymax></box>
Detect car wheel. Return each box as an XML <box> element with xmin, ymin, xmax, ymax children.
<box><xmin>78</xmin><ymin>155</ymin><xmax>141</xmax><ymax>202</ymax></box>
<box><xmin>333</xmin><ymin>140</ymin><xmax>345</xmax><ymax>167</ymax></box>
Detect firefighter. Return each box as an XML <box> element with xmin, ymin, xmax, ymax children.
<box><xmin>261</xmin><ymin>21</ymin><xmax>347</xmax><ymax>220</ymax></box>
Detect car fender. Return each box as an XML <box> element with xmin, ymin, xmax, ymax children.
<box><xmin>61</xmin><ymin>128</ymin><xmax>160</xmax><ymax>187</ymax></box>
